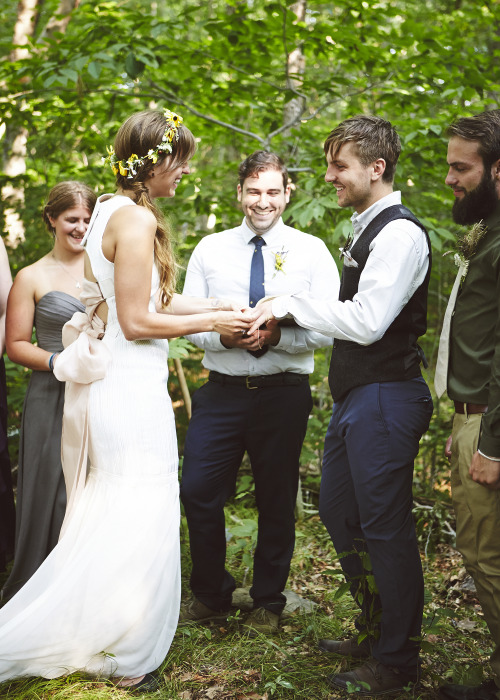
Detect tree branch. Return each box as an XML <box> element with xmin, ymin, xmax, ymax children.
<box><xmin>147</xmin><ymin>79</ymin><xmax>268</xmax><ymax>146</ymax></box>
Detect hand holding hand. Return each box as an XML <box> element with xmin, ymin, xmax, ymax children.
<box><xmin>248</xmin><ymin>300</ymin><xmax>276</xmax><ymax>335</ymax></box>
<box><xmin>220</xmin><ymin>322</ymin><xmax>281</xmax><ymax>350</ymax></box>
<box><xmin>469</xmin><ymin>450</ymin><xmax>500</xmax><ymax>490</ymax></box>
<box><xmin>213</xmin><ymin>311</ymin><xmax>251</xmax><ymax>337</ymax></box>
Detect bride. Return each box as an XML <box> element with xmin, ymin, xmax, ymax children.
<box><xmin>0</xmin><ymin>108</ymin><xmax>252</xmax><ymax>693</ymax></box>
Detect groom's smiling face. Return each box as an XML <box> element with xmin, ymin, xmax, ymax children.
<box><xmin>237</xmin><ymin>168</ymin><xmax>291</xmax><ymax>236</ymax></box>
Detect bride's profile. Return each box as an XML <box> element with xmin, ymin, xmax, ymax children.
<box><xmin>0</xmin><ymin>107</ymin><xmax>251</xmax><ymax>693</ymax></box>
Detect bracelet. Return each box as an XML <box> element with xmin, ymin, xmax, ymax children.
<box><xmin>48</xmin><ymin>353</ymin><xmax>58</xmax><ymax>371</ymax></box>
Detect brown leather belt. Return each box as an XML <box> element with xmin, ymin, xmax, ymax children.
<box><xmin>208</xmin><ymin>370</ymin><xmax>308</xmax><ymax>390</ymax></box>
<box><xmin>454</xmin><ymin>401</ymin><xmax>488</xmax><ymax>415</ymax></box>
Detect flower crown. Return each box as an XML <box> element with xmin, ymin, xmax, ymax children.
<box><xmin>102</xmin><ymin>108</ymin><xmax>184</xmax><ymax>178</ymax></box>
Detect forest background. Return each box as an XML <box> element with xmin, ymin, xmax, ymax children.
<box><xmin>2</xmin><ymin>0</ymin><xmax>497</xmax><ymax>512</ymax></box>
<box><xmin>0</xmin><ymin>1</ymin><xmax>498</xmax><ymax>697</ymax></box>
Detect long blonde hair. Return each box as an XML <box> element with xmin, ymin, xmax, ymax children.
<box><xmin>113</xmin><ymin>110</ymin><xmax>196</xmax><ymax>306</ymax></box>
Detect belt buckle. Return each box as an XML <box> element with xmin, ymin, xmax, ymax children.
<box><xmin>246</xmin><ymin>376</ymin><xmax>258</xmax><ymax>390</ymax></box>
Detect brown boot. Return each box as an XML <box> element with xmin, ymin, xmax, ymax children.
<box><xmin>179</xmin><ymin>597</ymin><xmax>229</xmax><ymax>623</ymax></box>
<box><xmin>319</xmin><ymin>635</ymin><xmax>371</xmax><ymax>658</ymax></box>
<box><xmin>328</xmin><ymin>660</ymin><xmax>419</xmax><ymax>695</ymax></box>
<box><xmin>242</xmin><ymin>607</ymin><xmax>280</xmax><ymax>635</ymax></box>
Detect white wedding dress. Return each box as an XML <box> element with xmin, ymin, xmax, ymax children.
<box><xmin>0</xmin><ymin>195</ymin><xmax>181</xmax><ymax>681</ymax></box>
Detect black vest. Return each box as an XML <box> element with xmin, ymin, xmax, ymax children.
<box><xmin>328</xmin><ymin>204</ymin><xmax>431</xmax><ymax>402</ymax></box>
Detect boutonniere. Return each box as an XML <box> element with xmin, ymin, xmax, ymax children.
<box><xmin>339</xmin><ymin>233</ymin><xmax>353</xmax><ymax>260</ymax></box>
<box><xmin>339</xmin><ymin>234</ymin><xmax>358</xmax><ymax>267</ymax></box>
<box><xmin>453</xmin><ymin>252</ymin><xmax>469</xmax><ymax>280</ymax></box>
<box><xmin>445</xmin><ymin>221</ymin><xmax>487</xmax><ymax>281</ymax></box>
<box><xmin>273</xmin><ymin>246</ymin><xmax>288</xmax><ymax>277</ymax></box>
<box><xmin>457</xmin><ymin>221</ymin><xmax>487</xmax><ymax>260</ymax></box>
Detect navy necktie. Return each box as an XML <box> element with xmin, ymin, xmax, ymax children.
<box><xmin>248</xmin><ymin>235</ymin><xmax>268</xmax><ymax>357</ymax></box>
<box><xmin>249</xmin><ymin>236</ymin><xmax>266</xmax><ymax>308</ymax></box>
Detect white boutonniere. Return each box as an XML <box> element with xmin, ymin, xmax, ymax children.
<box><xmin>273</xmin><ymin>246</ymin><xmax>288</xmax><ymax>277</ymax></box>
<box><xmin>453</xmin><ymin>252</ymin><xmax>469</xmax><ymax>279</ymax></box>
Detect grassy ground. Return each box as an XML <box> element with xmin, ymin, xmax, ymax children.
<box><xmin>0</xmin><ymin>503</ymin><xmax>492</xmax><ymax>700</ymax></box>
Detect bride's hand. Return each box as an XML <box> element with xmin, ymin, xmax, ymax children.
<box><xmin>248</xmin><ymin>301</ymin><xmax>275</xmax><ymax>335</ymax></box>
<box><xmin>212</xmin><ymin>310</ymin><xmax>252</xmax><ymax>337</ymax></box>
<box><xmin>210</xmin><ymin>298</ymin><xmax>242</xmax><ymax>312</ymax></box>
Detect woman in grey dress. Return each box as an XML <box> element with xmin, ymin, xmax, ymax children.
<box><xmin>1</xmin><ymin>182</ymin><xmax>96</xmax><ymax>601</ymax></box>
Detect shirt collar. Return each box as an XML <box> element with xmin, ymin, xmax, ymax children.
<box><xmin>240</xmin><ymin>216</ymin><xmax>286</xmax><ymax>246</ymax></box>
<box><xmin>350</xmin><ymin>191</ymin><xmax>402</xmax><ymax>238</ymax></box>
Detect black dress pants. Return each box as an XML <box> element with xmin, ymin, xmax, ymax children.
<box><xmin>181</xmin><ymin>377</ymin><xmax>312</xmax><ymax>614</ymax></box>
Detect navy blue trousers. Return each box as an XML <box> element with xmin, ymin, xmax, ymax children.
<box><xmin>181</xmin><ymin>378</ymin><xmax>312</xmax><ymax>614</ymax></box>
<box><xmin>319</xmin><ymin>378</ymin><xmax>433</xmax><ymax>674</ymax></box>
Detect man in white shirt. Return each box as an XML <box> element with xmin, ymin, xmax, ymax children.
<box><xmin>250</xmin><ymin>117</ymin><xmax>433</xmax><ymax>693</ymax></box>
<box><xmin>180</xmin><ymin>151</ymin><xmax>338</xmax><ymax>634</ymax></box>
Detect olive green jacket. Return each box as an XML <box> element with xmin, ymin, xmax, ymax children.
<box><xmin>448</xmin><ymin>201</ymin><xmax>500</xmax><ymax>457</ymax></box>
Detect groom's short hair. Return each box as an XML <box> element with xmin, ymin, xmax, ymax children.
<box><xmin>324</xmin><ymin>115</ymin><xmax>401</xmax><ymax>183</ymax></box>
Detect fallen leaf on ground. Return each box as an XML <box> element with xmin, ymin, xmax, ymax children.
<box><xmin>204</xmin><ymin>685</ymin><xmax>225</xmax><ymax>698</ymax></box>
<box><xmin>454</xmin><ymin>618</ymin><xmax>480</xmax><ymax>631</ymax></box>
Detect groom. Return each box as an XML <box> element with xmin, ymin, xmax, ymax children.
<box><xmin>180</xmin><ymin>150</ymin><xmax>338</xmax><ymax>634</ymax></box>
<box><xmin>250</xmin><ymin>116</ymin><xmax>433</xmax><ymax>694</ymax></box>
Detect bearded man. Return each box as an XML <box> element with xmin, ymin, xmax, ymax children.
<box><xmin>437</xmin><ymin>109</ymin><xmax>500</xmax><ymax>700</ymax></box>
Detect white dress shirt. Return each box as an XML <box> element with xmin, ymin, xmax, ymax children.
<box><xmin>272</xmin><ymin>192</ymin><xmax>429</xmax><ymax>345</ymax></box>
<box><xmin>183</xmin><ymin>217</ymin><xmax>339</xmax><ymax>376</ymax></box>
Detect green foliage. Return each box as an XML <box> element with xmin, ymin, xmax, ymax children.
<box><xmin>226</xmin><ymin>515</ymin><xmax>259</xmax><ymax>572</ymax></box>
<box><xmin>4</xmin><ymin>357</ymin><xmax>28</xmax><ymax>466</ymax></box>
<box><xmin>1</xmin><ymin>0</ymin><xmax>496</xmax><ymax>518</ymax></box>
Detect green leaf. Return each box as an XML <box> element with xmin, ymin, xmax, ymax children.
<box><xmin>333</xmin><ymin>581</ymin><xmax>351</xmax><ymax>600</ymax></box>
<box><xmin>169</xmin><ymin>337</ymin><xmax>193</xmax><ymax>359</ymax></box>
<box><xmin>60</xmin><ymin>68</ymin><xmax>79</xmax><ymax>83</ymax></box>
<box><xmin>124</xmin><ymin>52</ymin><xmax>145</xmax><ymax>79</ymax></box>
<box><xmin>87</xmin><ymin>61</ymin><xmax>102</xmax><ymax>79</ymax></box>
<box><xmin>43</xmin><ymin>74</ymin><xmax>59</xmax><ymax>87</ymax></box>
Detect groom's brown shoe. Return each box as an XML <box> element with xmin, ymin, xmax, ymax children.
<box><xmin>328</xmin><ymin>660</ymin><xmax>419</xmax><ymax>695</ymax></box>
<box><xmin>319</xmin><ymin>635</ymin><xmax>371</xmax><ymax>658</ymax></box>
<box><xmin>179</xmin><ymin>597</ymin><xmax>229</xmax><ymax>623</ymax></box>
<box><xmin>242</xmin><ymin>607</ymin><xmax>280</xmax><ymax>635</ymax></box>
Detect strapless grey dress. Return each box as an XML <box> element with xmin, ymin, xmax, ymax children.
<box><xmin>1</xmin><ymin>291</ymin><xmax>84</xmax><ymax>601</ymax></box>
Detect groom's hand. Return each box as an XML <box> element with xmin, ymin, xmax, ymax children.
<box><xmin>220</xmin><ymin>324</ymin><xmax>281</xmax><ymax>350</ymax></box>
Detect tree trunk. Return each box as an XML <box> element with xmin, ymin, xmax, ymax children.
<box><xmin>283</xmin><ymin>0</ymin><xmax>306</xmax><ymax>137</ymax></box>
<box><xmin>42</xmin><ymin>0</ymin><xmax>80</xmax><ymax>38</ymax></box>
<box><xmin>2</xmin><ymin>0</ymin><xmax>40</xmax><ymax>245</ymax></box>
<box><xmin>3</xmin><ymin>0</ymin><xmax>80</xmax><ymax>246</ymax></box>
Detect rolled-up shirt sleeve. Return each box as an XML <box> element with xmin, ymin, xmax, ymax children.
<box><xmin>272</xmin><ymin>220</ymin><xmax>429</xmax><ymax>345</ymax></box>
